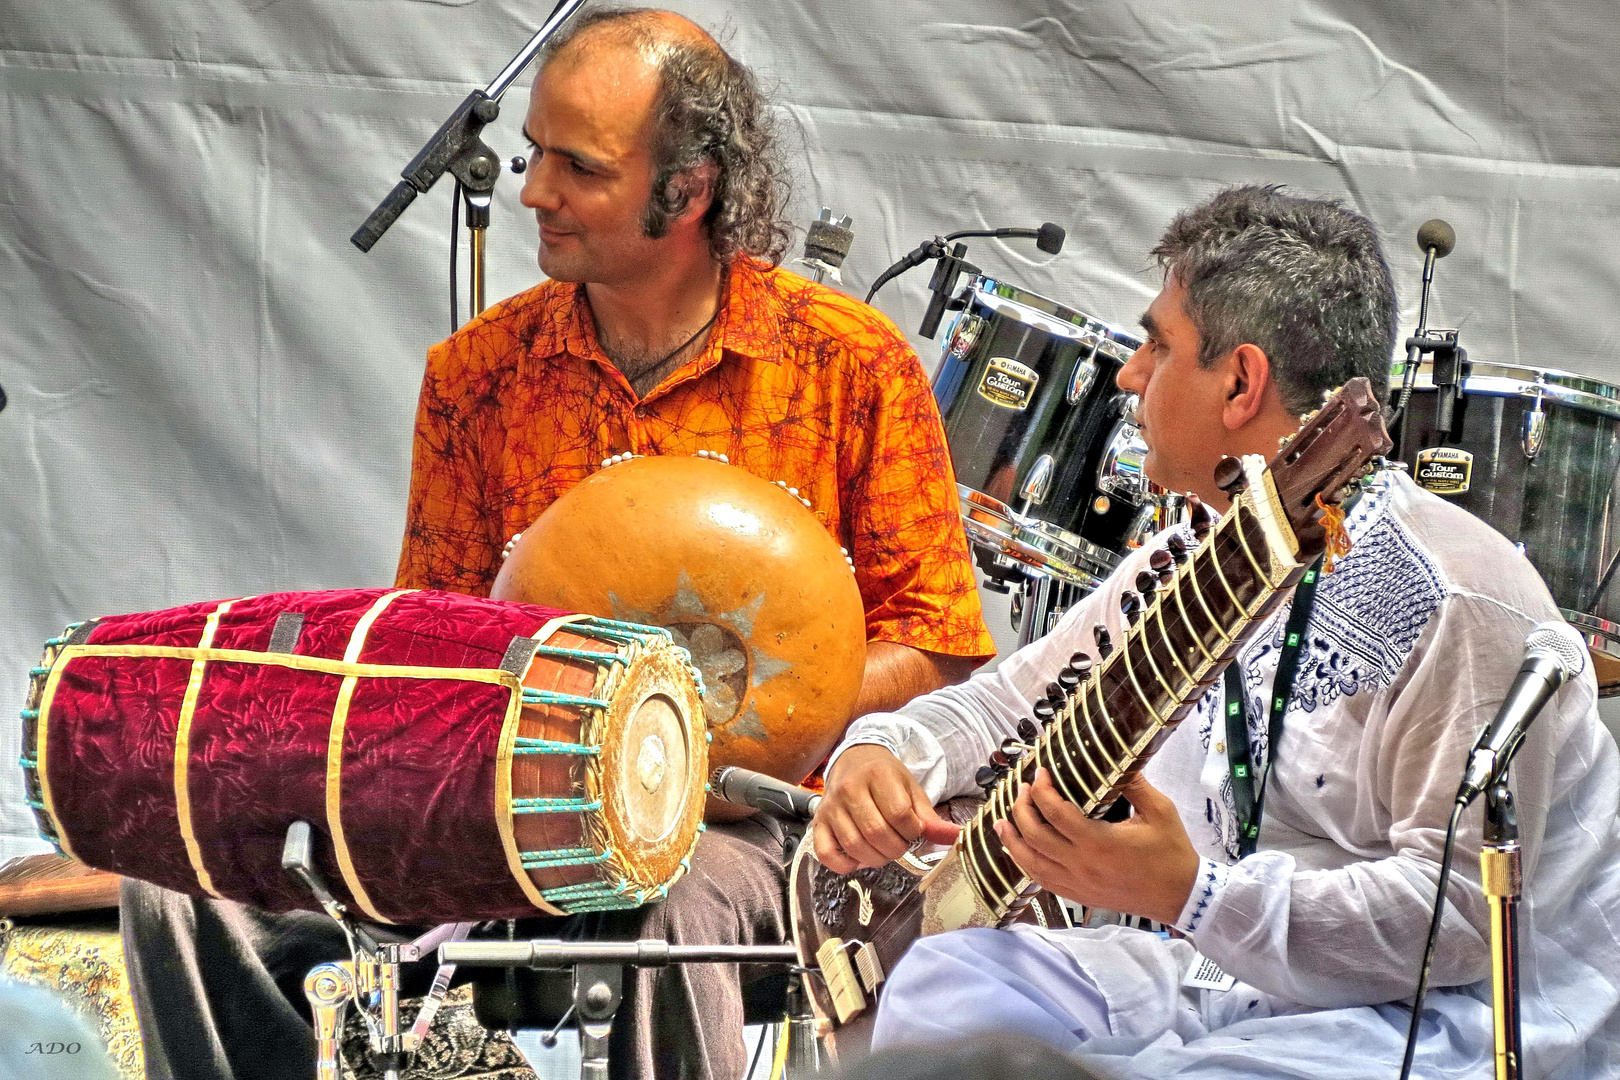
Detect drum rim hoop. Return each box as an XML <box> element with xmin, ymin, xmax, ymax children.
<box><xmin>1390</xmin><ymin>360</ymin><xmax>1620</xmax><ymax>420</ymax></box>
<box><xmin>969</xmin><ymin>277</ymin><xmax>1142</xmax><ymax>354</ymax></box>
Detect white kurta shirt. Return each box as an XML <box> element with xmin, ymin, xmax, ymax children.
<box><xmin>834</xmin><ymin>470</ymin><xmax>1620</xmax><ymax>1077</ymax></box>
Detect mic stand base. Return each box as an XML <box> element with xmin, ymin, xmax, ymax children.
<box><xmin>1482</xmin><ymin>779</ymin><xmax>1524</xmax><ymax>1080</ymax></box>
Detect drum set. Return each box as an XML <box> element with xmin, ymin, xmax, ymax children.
<box><xmin>929</xmin><ymin>252</ymin><xmax>1620</xmax><ymax>691</ymax></box>
<box><xmin>929</xmin><ymin>273</ymin><xmax>1181</xmax><ymax>649</ymax></box>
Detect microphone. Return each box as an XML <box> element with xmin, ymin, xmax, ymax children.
<box><xmin>795</xmin><ymin>207</ymin><xmax>854</xmax><ymax>286</ymax></box>
<box><xmin>1457</xmin><ymin>621</ymin><xmax>1587</xmax><ymax>806</ymax></box>
<box><xmin>1417</xmin><ymin>218</ymin><xmax>1456</xmax><ymax>259</ymax></box>
<box><xmin>945</xmin><ymin>222</ymin><xmax>1065</xmax><ymax>255</ymax></box>
<box><xmin>710</xmin><ymin>766</ymin><xmax>822</xmax><ymax>821</ymax></box>
<box><xmin>864</xmin><ymin>222</ymin><xmax>1066</xmax><ymax>303</ymax></box>
<box><xmin>1391</xmin><ymin>218</ymin><xmax>1459</xmax><ymax>425</ymax></box>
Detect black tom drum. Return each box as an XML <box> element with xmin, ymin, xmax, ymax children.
<box><xmin>1392</xmin><ymin>357</ymin><xmax>1620</xmax><ymax>694</ymax></box>
<box><xmin>934</xmin><ymin>277</ymin><xmax>1153</xmax><ymax>588</ymax></box>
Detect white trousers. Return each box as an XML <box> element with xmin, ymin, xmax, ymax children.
<box><xmin>870</xmin><ymin>923</ymin><xmax>1538</xmax><ymax>1080</ymax></box>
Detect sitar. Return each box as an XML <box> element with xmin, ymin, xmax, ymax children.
<box><xmin>788</xmin><ymin>377</ymin><xmax>1392</xmax><ymax>1052</ymax></box>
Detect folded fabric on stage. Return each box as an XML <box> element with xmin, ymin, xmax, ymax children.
<box><xmin>18</xmin><ymin>588</ymin><xmax>708</xmax><ymax>925</ymax></box>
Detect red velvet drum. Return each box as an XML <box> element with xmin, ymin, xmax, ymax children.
<box><xmin>18</xmin><ymin>589</ymin><xmax>707</xmax><ymax>924</ymax></box>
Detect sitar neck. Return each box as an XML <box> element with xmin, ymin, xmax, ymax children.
<box><xmin>957</xmin><ymin>464</ymin><xmax>1316</xmax><ymax>920</ymax></box>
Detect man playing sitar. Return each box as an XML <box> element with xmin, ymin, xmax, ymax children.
<box><xmin>811</xmin><ymin>186</ymin><xmax>1620</xmax><ymax>1076</ymax></box>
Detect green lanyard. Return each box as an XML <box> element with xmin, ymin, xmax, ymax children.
<box><xmin>1223</xmin><ymin>556</ymin><xmax>1323</xmax><ymax>859</ymax></box>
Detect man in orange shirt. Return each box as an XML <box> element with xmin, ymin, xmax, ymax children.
<box><xmin>122</xmin><ymin>9</ymin><xmax>992</xmax><ymax>1080</ymax></box>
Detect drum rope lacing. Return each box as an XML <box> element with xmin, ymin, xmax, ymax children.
<box><xmin>511</xmin><ymin>615</ymin><xmax>709</xmax><ymax>913</ymax></box>
<box><xmin>17</xmin><ymin>626</ymin><xmax>79</xmax><ymax>822</ymax></box>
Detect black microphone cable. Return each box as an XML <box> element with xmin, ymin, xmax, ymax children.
<box><xmin>1396</xmin><ymin>793</ymin><xmax>1468</xmax><ymax>1080</ymax></box>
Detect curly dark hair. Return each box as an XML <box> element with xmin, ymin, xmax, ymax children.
<box><xmin>1151</xmin><ymin>185</ymin><xmax>1398</xmax><ymax>416</ymax></box>
<box><xmin>542</xmin><ymin>7</ymin><xmax>794</xmax><ymax>265</ymax></box>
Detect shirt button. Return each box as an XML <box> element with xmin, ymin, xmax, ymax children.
<box><xmin>1215</xmin><ymin>742</ymin><xmax>1226</xmax><ymax>754</ymax></box>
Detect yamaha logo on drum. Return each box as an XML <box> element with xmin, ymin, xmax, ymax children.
<box><xmin>977</xmin><ymin>357</ymin><xmax>1039</xmax><ymax>410</ymax></box>
<box><xmin>1414</xmin><ymin>446</ymin><xmax>1474</xmax><ymax>495</ymax></box>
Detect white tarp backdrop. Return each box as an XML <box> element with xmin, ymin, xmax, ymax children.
<box><xmin>3</xmin><ymin>0</ymin><xmax>1619</xmax><ymax>859</ymax></box>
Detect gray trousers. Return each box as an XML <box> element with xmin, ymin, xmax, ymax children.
<box><xmin>121</xmin><ymin>818</ymin><xmax>792</xmax><ymax>1080</ymax></box>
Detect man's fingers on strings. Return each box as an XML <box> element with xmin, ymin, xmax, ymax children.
<box><xmin>1121</xmin><ymin>772</ymin><xmax>1175</xmax><ymax>822</ymax></box>
<box><xmin>827</xmin><ymin>806</ymin><xmax>890</xmax><ymax>869</ymax></box>
<box><xmin>915</xmin><ymin>789</ymin><xmax>964</xmax><ymax>846</ymax></box>
<box><xmin>1009</xmin><ymin>782</ymin><xmax>1072</xmax><ymax>859</ymax></box>
<box><xmin>872</xmin><ymin>775</ymin><xmax>926</xmax><ymax>842</ymax></box>
<box><xmin>843</xmin><ymin>801</ymin><xmax>911</xmax><ymax>865</ymax></box>
<box><xmin>1030</xmin><ymin>769</ymin><xmax>1091</xmax><ymax>834</ymax></box>
<box><xmin>855</xmin><ymin>810</ymin><xmax>917</xmax><ymax>862</ymax></box>
<box><xmin>994</xmin><ymin>818</ymin><xmax>1067</xmax><ymax>887</ymax></box>
<box><xmin>813</xmin><ymin>820</ymin><xmax>856</xmax><ymax>875</ymax></box>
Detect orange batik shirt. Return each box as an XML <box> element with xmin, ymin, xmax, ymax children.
<box><xmin>395</xmin><ymin>256</ymin><xmax>994</xmax><ymax>661</ymax></box>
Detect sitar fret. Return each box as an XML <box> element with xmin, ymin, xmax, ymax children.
<box><xmin>1036</xmin><ymin>729</ymin><xmax>1091</xmax><ymax>806</ymax></box>
<box><xmin>1052</xmin><ymin>704</ymin><xmax>1107</xmax><ymax>802</ymax></box>
<box><xmin>1151</xmin><ymin>599</ymin><xmax>1198</xmax><ymax>694</ymax></box>
<box><xmin>1171</xmin><ymin>573</ymin><xmax>1217</xmax><ymax>665</ymax></box>
<box><xmin>1117</xmin><ymin>633</ymin><xmax>1166</xmax><ymax>725</ymax></box>
<box><xmin>1091</xmin><ymin>673</ymin><xmax>1134</xmax><ymax>759</ymax></box>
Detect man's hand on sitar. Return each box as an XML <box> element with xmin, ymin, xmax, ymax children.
<box><xmin>997</xmin><ymin>768</ymin><xmax>1200</xmax><ymax>926</ymax></box>
<box><xmin>814</xmin><ymin>745</ymin><xmax>962</xmax><ymax>874</ymax></box>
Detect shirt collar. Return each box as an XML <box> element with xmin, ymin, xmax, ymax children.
<box><xmin>524</xmin><ymin>257</ymin><xmax>788</xmax><ymax>376</ymax></box>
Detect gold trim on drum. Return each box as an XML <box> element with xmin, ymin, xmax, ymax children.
<box><xmin>326</xmin><ymin>589</ymin><xmax>413</xmax><ymax>924</ymax></box>
<box><xmin>40</xmin><ymin>645</ymin><xmax>526</xmax><ymax>686</ymax></box>
<box><xmin>176</xmin><ymin>598</ymin><xmax>243</xmax><ymax>898</ymax></box>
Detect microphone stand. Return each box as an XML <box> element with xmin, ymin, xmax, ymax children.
<box><xmin>1481</xmin><ymin>777</ymin><xmax>1524</xmax><ymax>1080</ymax></box>
<box><xmin>351</xmin><ymin>0</ymin><xmax>589</xmax><ymax>321</ymax></box>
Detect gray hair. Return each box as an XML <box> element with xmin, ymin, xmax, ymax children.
<box><xmin>1151</xmin><ymin>185</ymin><xmax>1398</xmax><ymax>416</ymax></box>
<box><xmin>542</xmin><ymin>7</ymin><xmax>794</xmax><ymax>265</ymax></box>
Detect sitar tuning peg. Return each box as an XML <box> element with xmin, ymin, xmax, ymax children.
<box><xmin>1056</xmin><ymin>666</ymin><xmax>1082</xmax><ymax>694</ymax></box>
<box><xmin>1032</xmin><ymin>698</ymin><xmax>1056</xmax><ymax>725</ymax></box>
<box><xmin>1094</xmin><ymin>624</ymin><xmax>1113</xmax><ymax>658</ymax></box>
<box><xmin>1185</xmin><ymin>493</ymin><xmax>1216</xmax><ymax>538</ymax></box>
<box><xmin>1017</xmin><ymin>717</ymin><xmax>1040</xmax><ymax>742</ymax></box>
<box><xmin>1166</xmin><ymin>532</ymin><xmax>1193</xmax><ymax>564</ymax></box>
<box><xmin>1134</xmin><ymin>569</ymin><xmax>1159</xmax><ymax>602</ymax></box>
<box><xmin>990</xmin><ymin>749</ymin><xmax>1012</xmax><ymax>769</ymax></box>
<box><xmin>1119</xmin><ymin>590</ymin><xmax>1142</xmax><ymax>626</ymax></box>
<box><xmin>975</xmin><ymin>764</ymin><xmax>999</xmax><ymax>790</ymax></box>
<box><xmin>1213</xmin><ymin>455</ymin><xmax>1247</xmax><ymax>496</ymax></box>
<box><xmin>998</xmin><ymin>737</ymin><xmax>1028</xmax><ymax>761</ymax></box>
<box><xmin>1148</xmin><ymin>547</ymin><xmax>1175</xmax><ymax>583</ymax></box>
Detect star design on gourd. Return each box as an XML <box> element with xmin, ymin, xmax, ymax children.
<box><xmin>609</xmin><ymin>569</ymin><xmax>792</xmax><ymax>741</ymax></box>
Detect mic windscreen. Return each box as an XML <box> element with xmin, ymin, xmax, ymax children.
<box><xmin>1527</xmin><ymin>620</ymin><xmax>1587</xmax><ymax>678</ymax></box>
<box><xmin>1036</xmin><ymin>222</ymin><xmax>1065</xmax><ymax>255</ymax></box>
<box><xmin>803</xmin><ymin>217</ymin><xmax>854</xmax><ymax>268</ymax></box>
<box><xmin>1416</xmin><ymin>219</ymin><xmax>1456</xmax><ymax>259</ymax></box>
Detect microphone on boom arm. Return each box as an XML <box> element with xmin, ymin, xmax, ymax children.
<box><xmin>865</xmin><ymin>222</ymin><xmax>1066</xmax><ymax>339</ymax></box>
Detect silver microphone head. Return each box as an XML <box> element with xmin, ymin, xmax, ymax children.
<box><xmin>1527</xmin><ymin>620</ymin><xmax>1587</xmax><ymax>680</ymax></box>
